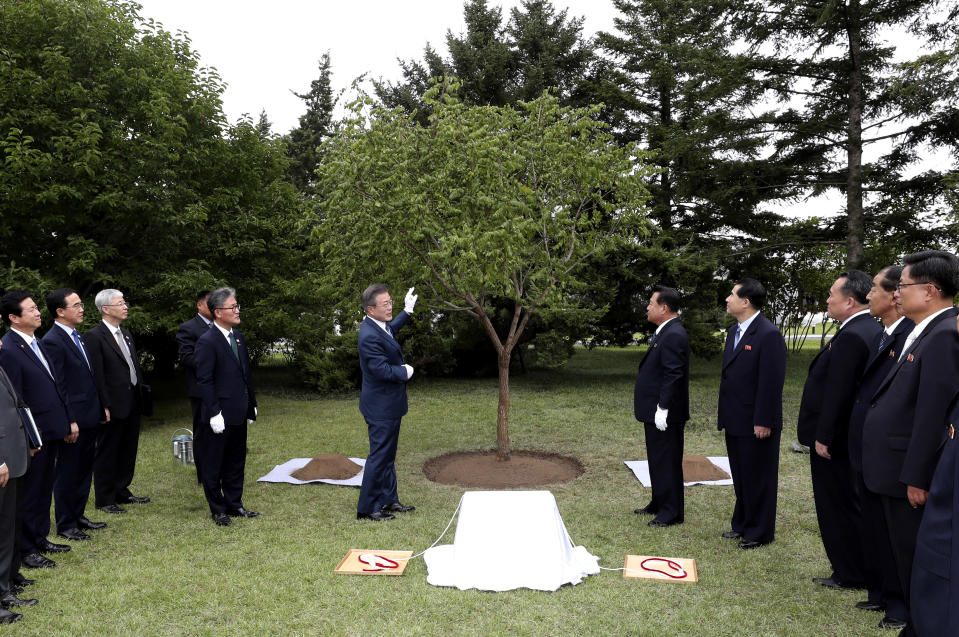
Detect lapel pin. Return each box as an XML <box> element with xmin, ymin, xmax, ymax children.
<box><xmin>907</xmin><ymin>353</ymin><xmax>915</xmax><ymax>362</ymax></box>
<box><xmin>745</xmin><ymin>345</ymin><xmax>752</xmax><ymax>351</ymax></box>
<box><xmin>950</xmin><ymin>424</ymin><xmax>955</xmax><ymax>440</ymax></box>
<box><xmin>889</xmin><ymin>350</ymin><xmax>895</xmax><ymax>357</ymax></box>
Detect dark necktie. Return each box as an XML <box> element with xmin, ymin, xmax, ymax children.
<box><xmin>386</xmin><ymin>325</ymin><xmax>394</xmax><ymax>339</ymax></box>
<box><xmin>229</xmin><ymin>331</ymin><xmax>239</xmax><ymax>360</ymax></box>
<box><xmin>877</xmin><ymin>331</ymin><xmax>890</xmax><ymax>353</ymax></box>
<box><xmin>649</xmin><ymin>332</ymin><xmax>658</xmax><ymax>347</ymax></box>
<box><xmin>72</xmin><ymin>329</ymin><xmax>91</xmax><ymax>370</ymax></box>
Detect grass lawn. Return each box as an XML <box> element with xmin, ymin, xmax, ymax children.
<box><xmin>16</xmin><ymin>345</ymin><xmax>889</xmax><ymax>636</ymax></box>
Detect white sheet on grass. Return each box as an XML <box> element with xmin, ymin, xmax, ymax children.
<box><xmin>424</xmin><ymin>490</ymin><xmax>600</xmax><ymax>592</ymax></box>
<box><xmin>256</xmin><ymin>457</ymin><xmax>365</xmax><ymax>486</ymax></box>
<box><xmin>624</xmin><ymin>456</ymin><xmax>733</xmax><ymax>487</ymax></box>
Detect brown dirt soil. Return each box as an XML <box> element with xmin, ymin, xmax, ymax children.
<box><xmin>682</xmin><ymin>454</ymin><xmax>731</xmax><ymax>481</ymax></box>
<box><xmin>423</xmin><ymin>450</ymin><xmax>584</xmax><ymax>488</ymax></box>
<box><xmin>290</xmin><ymin>453</ymin><xmax>363</xmax><ymax>481</ymax></box>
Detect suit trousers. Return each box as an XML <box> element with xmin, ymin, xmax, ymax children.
<box><xmin>882</xmin><ymin>495</ymin><xmax>924</xmax><ymax>637</ymax></box>
<box><xmin>643</xmin><ymin>421</ymin><xmax>685</xmax><ymax>523</ymax></box>
<box><xmin>725</xmin><ymin>429</ymin><xmax>780</xmax><ymax>544</ymax></box>
<box><xmin>190</xmin><ymin>397</ymin><xmax>204</xmax><ymax>484</ymax></box>
<box><xmin>19</xmin><ymin>439</ymin><xmax>61</xmax><ymax>556</ymax></box>
<box><xmin>0</xmin><ymin>475</ymin><xmax>21</xmax><ymax>592</ymax></box>
<box><xmin>357</xmin><ymin>417</ymin><xmax>401</xmax><ymax>515</ymax></box>
<box><xmin>54</xmin><ymin>427</ymin><xmax>97</xmax><ymax>532</ymax></box>
<box><xmin>810</xmin><ymin>450</ymin><xmax>865</xmax><ymax>584</ymax></box>
<box><xmin>198</xmin><ymin>423</ymin><xmax>247</xmax><ymax>515</ymax></box>
<box><xmin>855</xmin><ymin>471</ymin><xmax>907</xmax><ymax>619</ymax></box>
<box><xmin>94</xmin><ymin>412</ymin><xmax>141</xmax><ymax>507</ymax></box>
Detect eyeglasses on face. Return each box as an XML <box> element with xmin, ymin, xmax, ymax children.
<box><xmin>216</xmin><ymin>304</ymin><xmax>241</xmax><ymax>312</ymax></box>
<box><xmin>896</xmin><ymin>281</ymin><xmax>940</xmax><ymax>292</ymax></box>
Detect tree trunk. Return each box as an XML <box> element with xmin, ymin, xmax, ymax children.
<box><xmin>496</xmin><ymin>347</ymin><xmax>512</xmax><ymax>460</ymax></box>
<box><xmin>845</xmin><ymin>0</ymin><xmax>865</xmax><ymax>269</ymax></box>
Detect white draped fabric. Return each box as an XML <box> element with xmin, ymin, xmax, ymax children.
<box><xmin>424</xmin><ymin>490</ymin><xmax>600</xmax><ymax>592</ymax></box>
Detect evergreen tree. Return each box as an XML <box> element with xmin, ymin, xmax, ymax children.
<box><xmin>285</xmin><ymin>52</ymin><xmax>336</xmax><ymax>193</ymax></box>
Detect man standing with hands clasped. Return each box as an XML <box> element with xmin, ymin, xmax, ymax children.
<box><xmin>356</xmin><ymin>284</ymin><xmax>417</xmax><ymax>522</ymax></box>
<box><xmin>633</xmin><ymin>285</ymin><xmax>690</xmax><ymax>528</ymax></box>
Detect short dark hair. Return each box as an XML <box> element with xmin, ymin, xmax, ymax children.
<box><xmin>207</xmin><ymin>287</ymin><xmax>236</xmax><ymax>316</ymax></box>
<box><xmin>651</xmin><ymin>285</ymin><xmax>681</xmax><ymax>313</ymax></box>
<box><xmin>46</xmin><ymin>287</ymin><xmax>78</xmax><ymax>317</ymax></box>
<box><xmin>734</xmin><ymin>278</ymin><xmax>767</xmax><ymax>310</ymax></box>
<box><xmin>1</xmin><ymin>289</ymin><xmax>32</xmax><ymax>326</ymax></box>
<box><xmin>877</xmin><ymin>265</ymin><xmax>903</xmax><ymax>293</ymax></box>
<box><xmin>903</xmin><ymin>250</ymin><xmax>959</xmax><ymax>298</ymax></box>
<box><xmin>361</xmin><ymin>284</ymin><xmax>389</xmax><ymax>311</ymax></box>
<box><xmin>837</xmin><ymin>270</ymin><xmax>871</xmax><ymax>305</ymax></box>
<box><xmin>195</xmin><ymin>289</ymin><xmax>211</xmax><ymax>303</ymax></box>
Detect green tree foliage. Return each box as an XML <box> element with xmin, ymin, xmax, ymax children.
<box><xmin>285</xmin><ymin>52</ymin><xmax>337</xmax><ymax>194</ymax></box>
<box><xmin>313</xmin><ymin>84</ymin><xmax>652</xmax><ymax>457</ymax></box>
<box><xmin>0</xmin><ymin>0</ymin><xmax>304</xmax><ymax>369</ymax></box>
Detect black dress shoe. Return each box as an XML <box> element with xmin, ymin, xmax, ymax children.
<box><xmin>78</xmin><ymin>516</ymin><xmax>107</xmax><ymax>530</ymax></box>
<box><xmin>11</xmin><ymin>573</ymin><xmax>35</xmax><ymax>587</ymax></box>
<box><xmin>97</xmin><ymin>504</ymin><xmax>127</xmax><ymax>514</ymax></box>
<box><xmin>721</xmin><ymin>530</ymin><xmax>743</xmax><ymax>539</ymax></box>
<box><xmin>0</xmin><ymin>608</ymin><xmax>22</xmax><ymax>624</ymax></box>
<box><xmin>58</xmin><ymin>528</ymin><xmax>90</xmax><ymax>541</ymax></box>
<box><xmin>878</xmin><ymin>616</ymin><xmax>907</xmax><ymax>630</ymax></box>
<box><xmin>738</xmin><ymin>540</ymin><xmax>769</xmax><ymax>550</ymax></box>
<box><xmin>855</xmin><ymin>600</ymin><xmax>885</xmax><ymax>612</ymax></box>
<box><xmin>212</xmin><ymin>513</ymin><xmax>232</xmax><ymax>526</ymax></box>
<box><xmin>357</xmin><ymin>511</ymin><xmax>395</xmax><ymax>521</ymax></box>
<box><xmin>634</xmin><ymin>504</ymin><xmax>656</xmax><ymax>515</ymax></box>
<box><xmin>227</xmin><ymin>507</ymin><xmax>259</xmax><ymax>518</ymax></box>
<box><xmin>21</xmin><ymin>553</ymin><xmax>55</xmax><ymax>569</ymax></box>
<box><xmin>381</xmin><ymin>502</ymin><xmax>415</xmax><ymax>513</ymax></box>
<box><xmin>812</xmin><ymin>576</ymin><xmax>864</xmax><ymax>589</ymax></box>
<box><xmin>118</xmin><ymin>494</ymin><xmax>150</xmax><ymax>504</ymax></box>
<box><xmin>648</xmin><ymin>518</ymin><xmax>681</xmax><ymax>527</ymax></box>
<box><xmin>0</xmin><ymin>592</ymin><xmax>38</xmax><ymax>609</ymax></box>
<box><xmin>38</xmin><ymin>539</ymin><xmax>71</xmax><ymax>554</ymax></box>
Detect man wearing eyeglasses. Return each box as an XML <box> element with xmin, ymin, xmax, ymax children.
<box><xmin>194</xmin><ymin>287</ymin><xmax>258</xmax><ymax>527</ymax></box>
<box><xmin>862</xmin><ymin>250</ymin><xmax>959</xmax><ymax>636</ymax></box>
<box><xmin>85</xmin><ymin>289</ymin><xmax>150</xmax><ymax>515</ymax></box>
<box><xmin>41</xmin><ymin>289</ymin><xmax>106</xmax><ymax>542</ymax></box>
<box><xmin>356</xmin><ymin>284</ymin><xmax>417</xmax><ymax>521</ymax></box>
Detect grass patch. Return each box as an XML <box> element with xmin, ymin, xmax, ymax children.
<box><xmin>21</xmin><ymin>346</ymin><xmax>885</xmax><ymax>636</ymax></box>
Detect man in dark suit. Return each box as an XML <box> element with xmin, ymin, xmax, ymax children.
<box><xmin>862</xmin><ymin>250</ymin><xmax>959</xmax><ymax>637</ymax></box>
<box><xmin>633</xmin><ymin>285</ymin><xmax>690</xmax><ymax>528</ymax></box>
<box><xmin>42</xmin><ymin>288</ymin><xmax>107</xmax><ymax>541</ymax></box>
<box><xmin>0</xmin><ymin>290</ymin><xmax>74</xmax><ymax>569</ymax></box>
<box><xmin>847</xmin><ymin>266</ymin><xmax>913</xmax><ymax>627</ymax></box>
<box><xmin>84</xmin><ymin>289</ymin><xmax>149</xmax><ymax>514</ymax></box>
<box><xmin>176</xmin><ymin>290</ymin><xmax>212</xmax><ymax>484</ymax></box>
<box><xmin>0</xmin><ymin>339</ymin><xmax>40</xmax><ymax>622</ymax></box>
<box><xmin>717</xmin><ymin>278</ymin><xmax>787</xmax><ymax>549</ymax></box>
<box><xmin>194</xmin><ymin>287</ymin><xmax>258</xmax><ymax>527</ymax></box>
<box><xmin>797</xmin><ymin>271</ymin><xmax>881</xmax><ymax>591</ymax></box>
<box><xmin>356</xmin><ymin>283</ymin><xmax>417</xmax><ymax>522</ymax></box>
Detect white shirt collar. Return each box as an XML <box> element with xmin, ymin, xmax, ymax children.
<box><xmin>198</xmin><ymin>314</ymin><xmax>213</xmax><ymax>326</ymax></box>
<box><xmin>213</xmin><ymin>322</ymin><xmax>233</xmax><ymax>341</ymax></box>
<box><xmin>884</xmin><ymin>316</ymin><xmax>906</xmax><ymax>336</ymax></box>
<box><xmin>737</xmin><ymin>311</ymin><xmax>760</xmax><ymax>334</ymax></box>
<box><xmin>840</xmin><ymin>309</ymin><xmax>872</xmax><ymax>330</ymax></box>
<box><xmin>10</xmin><ymin>327</ymin><xmax>35</xmax><ymax>345</ymax></box>
<box><xmin>368</xmin><ymin>316</ymin><xmax>390</xmax><ymax>334</ymax></box>
<box><xmin>102</xmin><ymin>319</ymin><xmax>122</xmax><ymax>333</ymax></box>
<box><xmin>907</xmin><ymin>306</ymin><xmax>954</xmax><ymax>342</ymax></box>
<box><xmin>54</xmin><ymin>320</ymin><xmax>75</xmax><ymax>335</ymax></box>
<box><xmin>655</xmin><ymin>316</ymin><xmax>676</xmax><ymax>335</ymax></box>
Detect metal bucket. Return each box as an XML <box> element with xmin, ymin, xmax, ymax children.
<box><xmin>172</xmin><ymin>428</ymin><xmax>194</xmax><ymax>465</ymax></box>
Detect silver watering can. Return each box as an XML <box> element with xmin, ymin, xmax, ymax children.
<box><xmin>171</xmin><ymin>428</ymin><xmax>194</xmax><ymax>465</ymax></box>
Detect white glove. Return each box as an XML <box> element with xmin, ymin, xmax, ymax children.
<box><xmin>654</xmin><ymin>406</ymin><xmax>668</xmax><ymax>431</ymax></box>
<box><xmin>404</xmin><ymin>287</ymin><xmax>418</xmax><ymax>313</ymax></box>
<box><xmin>210</xmin><ymin>412</ymin><xmax>225</xmax><ymax>434</ymax></box>
<box><xmin>403</xmin><ymin>364</ymin><xmax>414</xmax><ymax>380</ymax></box>
<box><xmin>248</xmin><ymin>406</ymin><xmax>257</xmax><ymax>424</ymax></box>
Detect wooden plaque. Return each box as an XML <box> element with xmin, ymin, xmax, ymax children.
<box><xmin>335</xmin><ymin>549</ymin><xmax>413</xmax><ymax>576</ymax></box>
<box><xmin>623</xmin><ymin>554</ymin><xmax>698</xmax><ymax>582</ymax></box>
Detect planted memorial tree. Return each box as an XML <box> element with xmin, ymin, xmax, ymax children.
<box><xmin>314</xmin><ymin>81</ymin><xmax>652</xmax><ymax>459</ymax></box>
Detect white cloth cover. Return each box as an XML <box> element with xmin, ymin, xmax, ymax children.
<box><xmin>624</xmin><ymin>456</ymin><xmax>733</xmax><ymax>487</ymax></box>
<box><xmin>256</xmin><ymin>457</ymin><xmax>365</xmax><ymax>486</ymax></box>
<box><xmin>424</xmin><ymin>490</ymin><xmax>600</xmax><ymax>592</ymax></box>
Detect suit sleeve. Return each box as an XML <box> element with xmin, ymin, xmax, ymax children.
<box><xmin>176</xmin><ymin>322</ymin><xmax>198</xmax><ymax>371</ymax></box>
<box><xmin>816</xmin><ymin>333</ymin><xmax>870</xmax><ymax>446</ymax></box>
<box><xmin>41</xmin><ymin>335</ymin><xmax>78</xmax><ymax>423</ymax></box>
<box><xmin>85</xmin><ymin>331</ymin><xmax>111</xmax><ymax>410</ymax></box>
<box><xmin>753</xmin><ymin>327</ymin><xmax>787</xmax><ymax>429</ymax></box>
<box><xmin>657</xmin><ymin>331</ymin><xmax>688</xmax><ymax>410</ymax></box>
<box><xmin>0</xmin><ymin>349</ymin><xmax>24</xmax><ymax>400</ymax></box>
<box><xmin>359</xmin><ymin>334</ymin><xmax>408</xmax><ymax>384</ymax></box>
<box><xmin>194</xmin><ymin>336</ymin><xmax>221</xmax><ymax>421</ymax></box>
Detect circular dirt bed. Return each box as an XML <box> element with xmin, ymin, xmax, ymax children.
<box><xmin>423</xmin><ymin>450</ymin><xmax>584</xmax><ymax>488</ymax></box>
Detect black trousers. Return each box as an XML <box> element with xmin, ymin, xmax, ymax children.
<box><xmin>190</xmin><ymin>397</ymin><xmax>204</xmax><ymax>484</ymax></box>
<box><xmin>725</xmin><ymin>429</ymin><xmax>780</xmax><ymax>544</ymax></box>
<box><xmin>0</xmin><ymin>475</ymin><xmax>21</xmax><ymax>592</ymax></box>
<box><xmin>810</xmin><ymin>450</ymin><xmax>865</xmax><ymax>584</ymax></box>
<box><xmin>357</xmin><ymin>418</ymin><xmax>401</xmax><ymax>515</ymax></box>
<box><xmin>882</xmin><ymin>494</ymin><xmax>925</xmax><ymax>637</ymax></box>
<box><xmin>19</xmin><ymin>439</ymin><xmax>61</xmax><ymax>556</ymax></box>
<box><xmin>197</xmin><ymin>422</ymin><xmax>247</xmax><ymax>516</ymax></box>
<box><xmin>643</xmin><ymin>420</ymin><xmax>685</xmax><ymax>523</ymax></box>
<box><xmin>94</xmin><ymin>412</ymin><xmax>141</xmax><ymax>507</ymax></box>
<box><xmin>54</xmin><ymin>426</ymin><xmax>97</xmax><ymax>532</ymax></box>
<box><xmin>856</xmin><ymin>471</ymin><xmax>907</xmax><ymax>620</ymax></box>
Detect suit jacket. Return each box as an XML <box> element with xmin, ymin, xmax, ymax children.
<box><xmin>862</xmin><ymin>308</ymin><xmax>959</xmax><ymax>497</ymax></box>
<box><xmin>358</xmin><ymin>312</ymin><xmax>411</xmax><ymax>422</ymax></box>
<box><xmin>848</xmin><ymin>317</ymin><xmax>914</xmax><ymax>471</ymax></box>
<box><xmin>717</xmin><ymin>313</ymin><xmax>787</xmax><ymax>436</ymax></box>
<box><xmin>796</xmin><ymin>312</ymin><xmax>881</xmax><ymax>449</ymax></box>
<box><xmin>634</xmin><ymin>318</ymin><xmax>690</xmax><ymax>424</ymax></box>
<box><xmin>0</xmin><ymin>330</ymin><xmax>71</xmax><ymax>441</ymax></box>
<box><xmin>0</xmin><ymin>366</ymin><xmax>31</xmax><ymax>479</ymax></box>
<box><xmin>195</xmin><ymin>326</ymin><xmax>256</xmax><ymax>426</ymax></box>
<box><xmin>41</xmin><ymin>323</ymin><xmax>103</xmax><ymax>429</ymax></box>
<box><xmin>176</xmin><ymin>315</ymin><xmax>211</xmax><ymax>398</ymax></box>
<box><xmin>84</xmin><ymin>322</ymin><xmax>144</xmax><ymax>420</ymax></box>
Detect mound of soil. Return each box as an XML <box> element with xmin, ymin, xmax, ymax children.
<box><xmin>291</xmin><ymin>454</ymin><xmax>363</xmax><ymax>481</ymax></box>
<box><xmin>682</xmin><ymin>454</ymin><xmax>731</xmax><ymax>482</ymax></box>
<box><xmin>423</xmin><ymin>450</ymin><xmax>584</xmax><ymax>488</ymax></box>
